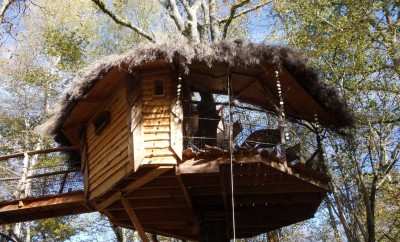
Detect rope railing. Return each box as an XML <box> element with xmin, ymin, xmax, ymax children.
<box><xmin>0</xmin><ymin>147</ymin><xmax>83</xmax><ymax>202</ymax></box>
<box><xmin>182</xmin><ymin>101</ymin><xmax>326</xmax><ymax>173</ymax></box>
<box><xmin>0</xmin><ymin>146</ymin><xmax>79</xmax><ymax>161</ymax></box>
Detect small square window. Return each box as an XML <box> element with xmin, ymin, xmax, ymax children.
<box><xmin>154</xmin><ymin>79</ymin><xmax>164</xmax><ymax>96</ymax></box>
<box><xmin>93</xmin><ymin>111</ymin><xmax>111</xmax><ymax>135</ymax></box>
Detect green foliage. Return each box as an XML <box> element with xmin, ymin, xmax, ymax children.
<box><xmin>43</xmin><ymin>27</ymin><xmax>88</xmax><ymax>70</ymax></box>
<box><xmin>30</xmin><ymin>217</ymin><xmax>77</xmax><ymax>242</ymax></box>
<box><xmin>274</xmin><ymin>1</ymin><xmax>400</xmax><ymax>241</ymax></box>
<box><xmin>19</xmin><ymin>67</ymin><xmax>57</xmax><ymax>87</ymax></box>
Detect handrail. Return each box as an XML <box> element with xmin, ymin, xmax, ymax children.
<box><xmin>0</xmin><ymin>146</ymin><xmax>79</xmax><ymax>161</ymax></box>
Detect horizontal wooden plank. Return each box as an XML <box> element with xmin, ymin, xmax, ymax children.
<box><xmin>144</xmin><ymin>132</ymin><xmax>170</xmax><ymax>141</ymax></box>
<box><xmin>142</xmin><ymin>113</ymin><xmax>170</xmax><ymax>119</ymax></box>
<box><xmin>88</xmin><ymin>129</ymin><xmax>128</xmax><ymax>168</ymax></box>
<box><xmin>89</xmin><ymin>145</ymin><xmax>128</xmax><ymax>181</ymax></box>
<box><xmin>144</xmin><ymin>140</ymin><xmax>170</xmax><ymax>149</ymax></box>
<box><xmin>143</xmin><ymin>96</ymin><xmax>173</xmax><ymax>102</ymax></box>
<box><xmin>145</xmin><ymin>147</ymin><xmax>173</xmax><ymax>157</ymax></box>
<box><xmin>143</xmin><ymin>118</ymin><xmax>170</xmax><ymax>126</ymax></box>
<box><xmin>142</xmin><ymin>156</ymin><xmax>177</xmax><ymax>165</ymax></box>
<box><xmin>89</xmin><ymin>152</ymin><xmax>128</xmax><ymax>186</ymax></box>
<box><xmin>143</xmin><ymin>125</ymin><xmax>170</xmax><ymax>133</ymax></box>
<box><xmin>143</xmin><ymin>99</ymin><xmax>173</xmax><ymax>106</ymax></box>
<box><xmin>90</xmin><ymin>158</ymin><xmax>128</xmax><ymax>192</ymax></box>
<box><xmin>142</xmin><ymin>106</ymin><xmax>170</xmax><ymax>114</ymax></box>
<box><xmin>89</xmin><ymin>163</ymin><xmax>131</xmax><ymax>199</ymax></box>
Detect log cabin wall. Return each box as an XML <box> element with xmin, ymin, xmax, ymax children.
<box><xmin>86</xmin><ymin>86</ymin><xmax>133</xmax><ymax>200</ymax></box>
<box><xmin>138</xmin><ymin>73</ymin><xmax>179</xmax><ymax>166</ymax></box>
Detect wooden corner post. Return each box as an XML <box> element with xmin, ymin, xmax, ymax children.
<box><xmin>121</xmin><ymin>197</ymin><xmax>150</xmax><ymax>242</ymax></box>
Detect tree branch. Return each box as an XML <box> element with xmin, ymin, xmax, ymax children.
<box><xmin>377</xmin><ymin>143</ymin><xmax>400</xmax><ymax>189</ymax></box>
<box><xmin>199</xmin><ymin>0</ymin><xmax>209</xmax><ymax>41</ymax></box>
<box><xmin>178</xmin><ymin>0</ymin><xmax>202</xmax><ymax>42</ymax></box>
<box><xmin>159</xmin><ymin>0</ymin><xmax>185</xmax><ymax>32</ymax></box>
<box><xmin>222</xmin><ymin>0</ymin><xmax>250</xmax><ymax>39</ymax></box>
<box><xmin>208</xmin><ymin>0</ymin><xmax>221</xmax><ymax>41</ymax></box>
<box><xmin>91</xmin><ymin>0</ymin><xmax>155</xmax><ymax>43</ymax></box>
<box><xmin>0</xmin><ymin>0</ymin><xmax>16</xmax><ymax>24</ymax></box>
<box><xmin>219</xmin><ymin>1</ymin><xmax>271</xmax><ymax>24</ymax></box>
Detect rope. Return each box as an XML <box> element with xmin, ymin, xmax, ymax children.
<box><xmin>227</xmin><ymin>69</ymin><xmax>237</xmax><ymax>241</ymax></box>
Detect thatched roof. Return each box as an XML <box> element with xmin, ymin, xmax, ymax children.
<box><xmin>38</xmin><ymin>40</ymin><xmax>353</xmax><ymax>137</ymax></box>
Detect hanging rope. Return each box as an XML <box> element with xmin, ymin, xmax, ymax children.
<box><xmin>314</xmin><ymin>113</ymin><xmax>327</xmax><ymax>172</ymax></box>
<box><xmin>275</xmin><ymin>69</ymin><xmax>289</xmax><ymax>159</ymax></box>
<box><xmin>227</xmin><ymin>69</ymin><xmax>237</xmax><ymax>241</ymax></box>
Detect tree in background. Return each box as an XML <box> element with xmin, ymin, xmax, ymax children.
<box><xmin>274</xmin><ymin>1</ymin><xmax>400</xmax><ymax>242</ymax></box>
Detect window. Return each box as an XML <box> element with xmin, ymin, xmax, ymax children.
<box><xmin>93</xmin><ymin>111</ymin><xmax>111</xmax><ymax>135</ymax></box>
<box><xmin>154</xmin><ymin>79</ymin><xmax>164</xmax><ymax>96</ymax></box>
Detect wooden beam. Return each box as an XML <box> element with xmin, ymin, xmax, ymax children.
<box><xmin>176</xmin><ymin>175</ymin><xmax>193</xmax><ymax>210</ymax></box>
<box><xmin>0</xmin><ymin>146</ymin><xmax>79</xmax><ymax>161</ymax></box>
<box><xmin>96</xmin><ymin>166</ymin><xmax>174</xmax><ymax>211</ymax></box>
<box><xmin>178</xmin><ymin>155</ymin><xmax>329</xmax><ymax>190</ymax></box>
<box><xmin>219</xmin><ymin>165</ymin><xmax>232</xmax><ymax>237</ymax></box>
<box><xmin>0</xmin><ymin>192</ymin><xmax>93</xmax><ymax>224</ymax></box>
<box><xmin>176</xmin><ymin>175</ymin><xmax>200</xmax><ymax>235</ymax></box>
<box><xmin>121</xmin><ymin>197</ymin><xmax>150</xmax><ymax>242</ymax></box>
<box><xmin>97</xmin><ymin>192</ymin><xmax>122</xmax><ymax>211</ymax></box>
<box><xmin>122</xmin><ymin>166</ymin><xmax>173</xmax><ymax>193</ymax></box>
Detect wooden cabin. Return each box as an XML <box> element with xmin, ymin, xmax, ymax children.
<box><xmin>0</xmin><ymin>41</ymin><xmax>352</xmax><ymax>241</ymax></box>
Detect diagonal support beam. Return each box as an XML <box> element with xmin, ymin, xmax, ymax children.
<box><xmin>121</xmin><ymin>197</ymin><xmax>150</xmax><ymax>242</ymax></box>
<box><xmin>96</xmin><ymin>166</ymin><xmax>173</xmax><ymax>211</ymax></box>
<box><xmin>122</xmin><ymin>166</ymin><xmax>173</xmax><ymax>193</ymax></box>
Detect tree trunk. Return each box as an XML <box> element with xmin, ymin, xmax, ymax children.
<box><xmin>12</xmin><ymin>153</ymin><xmax>30</xmax><ymax>239</ymax></box>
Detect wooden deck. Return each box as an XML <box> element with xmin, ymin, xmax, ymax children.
<box><xmin>0</xmin><ymin>191</ymin><xmax>94</xmax><ymax>224</ymax></box>
<box><xmin>92</xmin><ymin>157</ymin><xmax>328</xmax><ymax>240</ymax></box>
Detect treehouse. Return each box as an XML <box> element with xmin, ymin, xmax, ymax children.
<box><xmin>0</xmin><ymin>41</ymin><xmax>352</xmax><ymax>241</ymax></box>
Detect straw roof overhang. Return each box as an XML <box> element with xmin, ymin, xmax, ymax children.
<box><xmin>37</xmin><ymin>40</ymin><xmax>353</xmax><ymax>144</ymax></box>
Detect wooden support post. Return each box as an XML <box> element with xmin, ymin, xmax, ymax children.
<box><xmin>176</xmin><ymin>174</ymin><xmax>200</xmax><ymax>235</ymax></box>
<box><xmin>121</xmin><ymin>197</ymin><xmax>149</xmax><ymax>242</ymax></box>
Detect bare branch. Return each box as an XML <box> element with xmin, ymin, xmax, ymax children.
<box><xmin>208</xmin><ymin>0</ymin><xmax>220</xmax><ymax>41</ymax></box>
<box><xmin>199</xmin><ymin>0</ymin><xmax>209</xmax><ymax>41</ymax></box>
<box><xmin>179</xmin><ymin>0</ymin><xmax>202</xmax><ymax>42</ymax></box>
<box><xmin>219</xmin><ymin>1</ymin><xmax>272</xmax><ymax>25</ymax></box>
<box><xmin>179</xmin><ymin>0</ymin><xmax>192</xmax><ymax>15</ymax></box>
<box><xmin>222</xmin><ymin>0</ymin><xmax>250</xmax><ymax>39</ymax></box>
<box><xmin>377</xmin><ymin>143</ymin><xmax>400</xmax><ymax>189</ymax></box>
<box><xmin>179</xmin><ymin>0</ymin><xmax>202</xmax><ymax>18</ymax></box>
<box><xmin>159</xmin><ymin>0</ymin><xmax>185</xmax><ymax>32</ymax></box>
<box><xmin>0</xmin><ymin>0</ymin><xmax>16</xmax><ymax>24</ymax></box>
<box><xmin>91</xmin><ymin>0</ymin><xmax>155</xmax><ymax>43</ymax></box>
